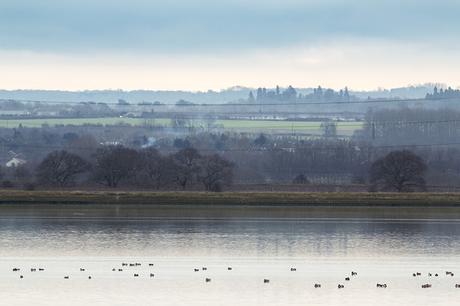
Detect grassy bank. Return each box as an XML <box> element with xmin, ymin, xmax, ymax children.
<box><xmin>1</xmin><ymin>191</ymin><xmax>460</xmax><ymax>219</ymax></box>
<box><xmin>1</xmin><ymin>190</ymin><xmax>460</xmax><ymax>206</ymax></box>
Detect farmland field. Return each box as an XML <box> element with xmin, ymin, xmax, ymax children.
<box><xmin>0</xmin><ymin>117</ymin><xmax>363</xmax><ymax>135</ymax></box>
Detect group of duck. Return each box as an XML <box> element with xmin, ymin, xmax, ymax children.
<box><xmin>413</xmin><ymin>271</ymin><xmax>458</xmax><ymax>289</ymax></box>
<box><xmin>10</xmin><ymin>264</ymin><xmax>460</xmax><ymax>289</ymax></box>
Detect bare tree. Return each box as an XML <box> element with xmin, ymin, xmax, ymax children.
<box><xmin>37</xmin><ymin>150</ymin><xmax>90</xmax><ymax>187</ymax></box>
<box><xmin>198</xmin><ymin>154</ymin><xmax>234</xmax><ymax>191</ymax></box>
<box><xmin>93</xmin><ymin>146</ymin><xmax>138</xmax><ymax>188</ymax></box>
<box><xmin>172</xmin><ymin>147</ymin><xmax>202</xmax><ymax>189</ymax></box>
<box><xmin>320</xmin><ymin>122</ymin><xmax>337</xmax><ymax>138</ymax></box>
<box><xmin>369</xmin><ymin>150</ymin><xmax>427</xmax><ymax>192</ymax></box>
<box><xmin>293</xmin><ymin>174</ymin><xmax>309</xmax><ymax>184</ymax></box>
<box><xmin>138</xmin><ymin>148</ymin><xmax>174</xmax><ymax>189</ymax></box>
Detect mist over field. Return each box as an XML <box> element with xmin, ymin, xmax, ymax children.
<box><xmin>0</xmin><ymin>0</ymin><xmax>459</xmax><ymax>191</ymax></box>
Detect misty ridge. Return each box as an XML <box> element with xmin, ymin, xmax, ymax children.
<box><xmin>0</xmin><ymin>84</ymin><xmax>446</xmax><ymax>105</ymax></box>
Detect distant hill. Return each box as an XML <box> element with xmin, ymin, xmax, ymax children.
<box><xmin>0</xmin><ymin>84</ymin><xmax>448</xmax><ymax>104</ymax></box>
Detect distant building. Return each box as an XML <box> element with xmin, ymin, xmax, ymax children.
<box><xmin>6</xmin><ymin>157</ymin><xmax>27</xmax><ymax>168</ymax></box>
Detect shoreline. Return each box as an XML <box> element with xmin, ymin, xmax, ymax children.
<box><xmin>1</xmin><ymin>191</ymin><xmax>460</xmax><ymax>219</ymax></box>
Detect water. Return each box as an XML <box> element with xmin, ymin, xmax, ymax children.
<box><xmin>1</xmin><ymin>218</ymin><xmax>459</xmax><ymax>305</ymax></box>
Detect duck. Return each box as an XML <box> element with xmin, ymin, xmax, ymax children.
<box><xmin>228</xmin><ymin>267</ymin><xmax>232</xmax><ymax>271</ymax></box>
<box><xmin>338</xmin><ymin>284</ymin><xmax>344</xmax><ymax>289</ymax></box>
<box><xmin>290</xmin><ymin>268</ymin><xmax>297</xmax><ymax>272</ymax></box>
<box><xmin>345</xmin><ymin>277</ymin><xmax>350</xmax><ymax>281</ymax></box>
<box><xmin>80</xmin><ymin>268</ymin><xmax>85</xmax><ymax>272</ymax></box>
<box><xmin>194</xmin><ymin>268</ymin><xmax>200</xmax><ymax>272</ymax></box>
<box><xmin>351</xmin><ymin>272</ymin><xmax>357</xmax><ymax>276</ymax></box>
<box><xmin>64</xmin><ymin>276</ymin><xmax>69</xmax><ymax>279</ymax></box>
<box><xmin>421</xmin><ymin>284</ymin><xmax>432</xmax><ymax>289</ymax></box>
<box><xmin>88</xmin><ymin>276</ymin><xmax>92</xmax><ymax>279</ymax></box>
<box><xmin>205</xmin><ymin>278</ymin><xmax>211</xmax><ymax>282</ymax></box>
<box><xmin>455</xmin><ymin>284</ymin><xmax>460</xmax><ymax>288</ymax></box>
<box><xmin>314</xmin><ymin>284</ymin><xmax>321</xmax><ymax>288</ymax></box>
<box><xmin>20</xmin><ymin>275</ymin><xmax>24</xmax><ymax>279</ymax></box>
<box><xmin>39</xmin><ymin>268</ymin><xmax>44</xmax><ymax>272</ymax></box>
<box><xmin>150</xmin><ymin>273</ymin><xmax>155</xmax><ymax>278</ymax></box>
<box><xmin>134</xmin><ymin>274</ymin><xmax>139</xmax><ymax>277</ymax></box>
<box><xmin>202</xmin><ymin>267</ymin><xmax>207</xmax><ymax>271</ymax></box>
<box><xmin>30</xmin><ymin>268</ymin><xmax>36</xmax><ymax>272</ymax></box>
<box><xmin>118</xmin><ymin>269</ymin><xmax>123</xmax><ymax>272</ymax></box>
<box><xmin>13</xmin><ymin>268</ymin><xmax>20</xmax><ymax>272</ymax></box>
<box><xmin>264</xmin><ymin>279</ymin><xmax>270</xmax><ymax>283</ymax></box>
<box><xmin>376</xmin><ymin>284</ymin><xmax>387</xmax><ymax>288</ymax></box>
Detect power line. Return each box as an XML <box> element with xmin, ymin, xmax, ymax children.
<box><xmin>4</xmin><ymin>116</ymin><xmax>460</xmax><ymax>129</ymax></box>
<box><xmin>1</xmin><ymin>96</ymin><xmax>460</xmax><ymax>107</ymax></box>
<box><xmin>4</xmin><ymin>141</ymin><xmax>460</xmax><ymax>153</ymax></box>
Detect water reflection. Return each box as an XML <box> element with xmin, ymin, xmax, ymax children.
<box><xmin>1</xmin><ymin>219</ymin><xmax>460</xmax><ymax>258</ymax></box>
<box><xmin>1</xmin><ymin>218</ymin><xmax>460</xmax><ymax>306</ymax></box>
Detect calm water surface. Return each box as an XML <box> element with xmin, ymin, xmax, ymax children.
<box><xmin>0</xmin><ymin>218</ymin><xmax>459</xmax><ymax>305</ymax></box>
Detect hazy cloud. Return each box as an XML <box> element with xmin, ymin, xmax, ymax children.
<box><xmin>1</xmin><ymin>0</ymin><xmax>459</xmax><ymax>53</ymax></box>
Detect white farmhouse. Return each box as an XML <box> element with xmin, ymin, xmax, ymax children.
<box><xmin>5</xmin><ymin>157</ymin><xmax>27</xmax><ymax>168</ymax></box>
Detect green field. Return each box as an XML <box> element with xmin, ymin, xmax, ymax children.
<box><xmin>0</xmin><ymin>117</ymin><xmax>363</xmax><ymax>135</ymax></box>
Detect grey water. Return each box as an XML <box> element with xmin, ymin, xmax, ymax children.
<box><xmin>1</xmin><ymin>218</ymin><xmax>459</xmax><ymax>305</ymax></box>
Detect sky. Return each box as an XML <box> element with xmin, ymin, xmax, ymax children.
<box><xmin>1</xmin><ymin>0</ymin><xmax>460</xmax><ymax>91</ymax></box>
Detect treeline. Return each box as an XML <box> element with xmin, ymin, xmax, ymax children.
<box><xmin>5</xmin><ymin>108</ymin><xmax>460</xmax><ymax>189</ymax></box>
<box><xmin>0</xmin><ymin>147</ymin><xmax>234</xmax><ymax>191</ymax></box>
<box><xmin>249</xmin><ymin>86</ymin><xmax>354</xmax><ymax>104</ymax></box>
<box><xmin>426</xmin><ymin>86</ymin><xmax>460</xmax><ymax>100</ymax></box>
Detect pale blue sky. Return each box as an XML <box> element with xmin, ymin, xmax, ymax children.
<box><xmin>1</xmin><ymin>0</ymin><xmax>459</xmax><ymax>90</ymax></box>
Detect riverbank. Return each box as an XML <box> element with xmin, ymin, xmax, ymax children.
<box><xmin>1</xmin><ymin>191</ymin><xmax>460</xmax><ymax>219</ymax></box>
